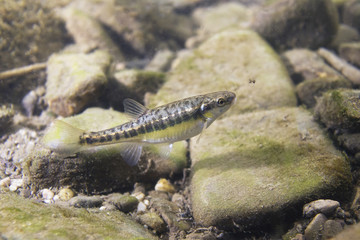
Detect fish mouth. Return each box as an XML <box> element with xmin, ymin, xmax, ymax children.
<box><xmin>228</xmin><ymin>92</ymin><xmax>237</xmax><ymax>105</ymax></box>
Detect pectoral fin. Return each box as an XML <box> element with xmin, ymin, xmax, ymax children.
<box><xmin>119</xmin><ymin>143</ymin><xmax>143</xmax><ymax>166</ymax></box>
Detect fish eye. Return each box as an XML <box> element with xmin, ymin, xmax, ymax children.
<box><xmin>217</xmin><ymin>98</ymin><xmax>226</xmax><ymax>107</ymax></box>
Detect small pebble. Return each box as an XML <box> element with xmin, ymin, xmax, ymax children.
<box><xmin>132</xmin><ymin>192</ymin><xmax>145</xmax><ymax>201</ymax></box>
<box><xmin>41</xmin><ymin>188</ymin><xmax>55</xmax><ymax>200</ymax></box>
<box><xmin>137</xmin><ymin>212</ymin><xmax>167</xmax><ymax>233</ymax></box>
<box><xmin>172</xmin><ymin>193</ymin><xmax>185</xmax><ymax>206</ymax></box>
<box><xmin>69</xmin><ymin>195</ymin><xmax>103</xmax><ymax>208</ymax></box>
<box><xmin>9</xmin><ymin>179</ymin><xmax>23</xmax><ymax>192</ymax></box>
<box><xmin>303</xmin><ymin>199</ymin><xmax>340</xmax><ymax>218</ymax></box>
<box><xmin>106</xmin><ymin>193</ymin><xmax>139</xmax><ymax>213</ymax></box>
<box><xmin>154</xmin><ymin>178</ymin><xmax>175</xmax><ymax>193</ymax></box>
<box><xmin>0</xmin><ymin>177</ymin><xmax>11</xmax><ymax>188</ymax></box>
<box><xmin>304</xmin><ymin>213</ymin><xmax>327</xmax><ymax>240</ymax></box>
<box><xmin>58</xmin><ymin>188</ymin><xmax>75</xmax><ymax>201</ymax></box>
<box><xmin>137</xmin><ymin>201</ymin><xmax>147</xmax><ymax>213</ymax></box>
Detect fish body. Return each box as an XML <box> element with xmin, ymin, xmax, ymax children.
<box><xmin>43</xmin><ymin>91</ymin><xmax>236</xmax><ymax>166</ymax></box>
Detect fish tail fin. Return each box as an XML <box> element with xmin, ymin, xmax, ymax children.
<box><xmin>42</xmin><ymin>120</ymin><xmax>85</xmax><ymax>155</ymax></box>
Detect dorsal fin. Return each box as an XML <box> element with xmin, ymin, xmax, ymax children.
<box><xmin>123</xmin><ymin>98</ymin><xmax>148</xmax><ymax>119</ymax></box>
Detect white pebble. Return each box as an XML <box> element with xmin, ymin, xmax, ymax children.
<box><xmin>41</xmin><ymin>189</ymin><xmax>54</xmax><ymax>200</ymax></box>
<box><xmin>132</xmin><ymin>192</ymin><xmax>145</xmax><ymax>201</ymax></box>
<box><xmin>9</xmin><ymin>179</ymin><xmax>23</xmax><ymax>192</ymax></box>
<box><xmin>137</xmin><ymin>202</ymin><xmax>147</xmax><ymax>213</ymax></box>
<box><xmin>44</xmin><ymin>199</ymin><xmax>53</xmax><ymax>204</ymax></box>
<box><xmin>0</xmin><ymin>177</ymin><xmax>11</xmax><ymax>188</ymax></box>
<box><xmin>144</xmin><ymin>199</ymin><xmax>150</xmax><ymax>206</ymax></box>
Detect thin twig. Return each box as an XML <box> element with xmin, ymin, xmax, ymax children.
<box><xmin>0</xmin><ymin>62</ymin><xmax>47</xmax><ymax>80</ymax></box>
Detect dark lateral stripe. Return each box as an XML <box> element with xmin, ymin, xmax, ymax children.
<box><xmin>167</xmin><ymin>117</ymin><xmax>176</xmax><ymax>126</ymax></box>
<box><xmin>138</xmin><ymin>125</ymin><xmax>146</xmax><ymax>134</ymax></box>
<box><xmin>158</xmin><ymin>118</ymin><xmax>167</xmax><ymax>130</ymax></box>
<box><xmin>106</xmin><ymin>135</ymin><xmax>112</xmax><ymax>141</ymax></box>
<box><xmin>115</xmin><ymin>133</ymin><xmax>120</xmax><ymax>140</ymax></box>
<box><xmin>145</xmin><ymin>123</ymin><xmax>154</xmax><ymax>133</ymax></box>
<box><xmin>129</xmin><ymin>129</ymin><xmax>138</xmax><ymax>137</ymax></box>
<box><xmin>153</xmin><ymin>121</ymin><xmax>161</xmax><ymax>131</ymax></box>
<box><xmin>174</xmin><ymin>111</ymin><xmax>182</xmax><ymax>124</ymax></box>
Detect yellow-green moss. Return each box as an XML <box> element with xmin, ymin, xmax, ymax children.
<box><xmin>0</xmin><ymin>192</ymin><xmax>157</xmax><ymax>240</ymax></box>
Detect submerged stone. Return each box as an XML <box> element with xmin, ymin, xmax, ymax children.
<box><xmin>60</xmin><ymin>7</ymin><xmax>124</xmax><ymax>61</ymax></box>
<box><xmin>0</xmin><ymin>192</ymin><xmax>157</xmax><ymax>240</ymax></box>
<box><xmin>296</xmin><ymin>76</ymin><xmax>352</xmax><ymax>108</ymax></box>
<box><xmin>45</xmin><ymin>51</ymin><xmax>112</xmax><ymax>117</ymax></box>
<box><xmin>252</xmin><ymin>0</ymin><xmax>339</xmax><ymax>50</ymax></box>
<box><xmin>23</xmin><ymin>108</ymin><xmax>188</xmax><ymax>194</ymax></box>
<box><xmin>149</xmin><ymin>30</ymin><xmax>296</xmax><ymax>114</ymax></box>
<box><xmin>315</xmin><ymin>89</ymin><xmax>360</xmax><ymax>131</ymax></box>
<box><xmin>190</xmin><ymin>107</ymin><xmax>351</xmax><ymax>230</ymax></box>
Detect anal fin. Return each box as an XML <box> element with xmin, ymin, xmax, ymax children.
<box><xmin>157</xmin><ymin>143</ymin><xmax>173</xmax><ymax>159</ymax></box>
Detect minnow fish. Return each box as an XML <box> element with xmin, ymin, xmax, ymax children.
<box><xmin>43</xmin><ymin>91</ymin><xmax>236</xmax><ymax>166</ymax></box>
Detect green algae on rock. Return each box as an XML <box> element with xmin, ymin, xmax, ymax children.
<box><xmin>315</xmin><ymin>89</ymin><xmax>360</xmax><ymax>130</ymax></box>
<box><xmin>23</xmin><ymin>108</ymin><xmax>188</xmax><ymax>194</ymax></box>
<box><xmin>296</xmin><ymin>76</ymin><xmax>352</xmax><ymax>108</ymax></box>
<box><xmin>149</xmin><ymin>30</ymin><xmax>296</xmax><ymax>115</ymax></box>
<box><xmin>0</xmin><ymin>192</ymin><xmax>158</xmax><ymax>240</ymax></box>
<box><xmin>0</xmin><ymin>0</ymin><xmax>68</xmax><ymax>72</ymax></box>
<box><xmin>192</xmin><ymin>2</ymin><xmax>252</xmax><ymax>37</ymax></box>
<box><xmin>190</xmin><ymin>107</ymin><xmax>351</xmax><ymax>230</ymax></box>
<box><xmin>45</xmin><ymin>50</ymin><xmax>112</xmax><ymax>117</ymax></box>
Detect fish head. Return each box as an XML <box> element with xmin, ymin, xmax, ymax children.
<box><xmin>200</xmin><ymin>91</ymin><xmax>236</xmax><ymax>125</ymax></box>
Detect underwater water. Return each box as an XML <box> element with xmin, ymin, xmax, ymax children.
<box><xmin>1</xmin><ymin>0</ymin><xmax>360</xmax><ymax>239</ymax></box>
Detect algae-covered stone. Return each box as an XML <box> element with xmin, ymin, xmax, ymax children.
<box><xmin>0</xmin><ymin>0</ymin><xmax>67</xmax><ymax>72</ymax></box>
<box><xmin>192</xmin><ymin>2</ymin><xmax>252</xmax><ymax>36</ymax></box>
<box><xmin>60</xmin><ymin>7</ymin><xmax>124</xmax><ymax>61</ymax></box>
<box><xmin>151</xmin><ymin>197</ymin><xmax>191</xmax><ymax>232</ymax></box>
<box><xmin>252</xmin><ymin>0</ymin><xmax>339</xmax><ymax>50</ymax></box>
<box><xmin>296</xmin><ymin>76</ymin><xmax>352</xmax><ymax>108</ymax></box>
<box><xmin>0</xmin><ymin>192</ymin><xmax>158</xmax><ymax>240</ymax></box>
<box><xmin>137</xmin><ymin>212</ymin><xmax>167</xmax><ymax>233</ymax></box>
<box><xmin>106</xmin><ymin>193</ymin><xmax>139</xmax><ymax>213</ymax></box>
<box><xmin>314</xmin><ymin>89</ymin><xmax>360</xmax><ymax>130</ymax></box>
<box><xmin>23</xmin><ymin>108</ymin><xmax>188</xmax><ymax>194</ymax></box>
<box><xmin>282</xmin><ymin>48</ymin><xmax>342</xmax><ymax>84</ymax></box>
<box><xmin>149</xmin><ymin>30</ymin><xmax>296</xmax><ymax>114</ymax></box>
<box><xmin>190</xmin><ymin>107</ymin><xmax>351</xmax><ymax>229</ymax></box>
<box><xmin>45</xmin><ymin>50</ymin><xmax>112</xmax><ymax>117</ymax></box>
<box><xmin>67</xmin><ymin>0</ymin><xmax>194</xmax><ymax>55</ymax></box>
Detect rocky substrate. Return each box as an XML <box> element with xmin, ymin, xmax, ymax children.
<box><xmin>1</xmin><ymin>0</ymin><xmax>360</xmax><ymax>239</ymax></box>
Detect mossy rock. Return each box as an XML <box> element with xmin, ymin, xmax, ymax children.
<box><xmin>45</xmin><ymin>50</ymin><xmax>112</xmax><ymax>117</ymax></box>
<box><xmin>296</xmin><ymin>76</ymin><xmax>352</xmax><ymax>108</ymax></box>
<box><xmin>315</xmin><ymin>89</ymin><xmax>360</xmax><ymax>130</ymax></box>
<box><xmin>0</xmin><ymin>192</ymin><xmax>158</xmax><ymax>240</ymax></box>
<box><xmin>190</xmin><ymin>107</ymin><xmax>351</xmax><ymax>230</ymax></box>
<box><xmin>149</xmin><ymin>30</ymin><xmax>296</xmax><ymax>115</ymax></box>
